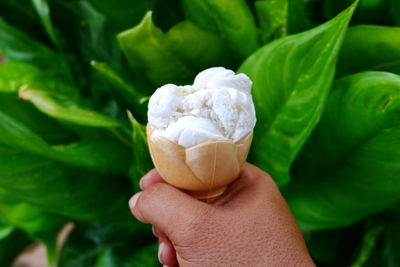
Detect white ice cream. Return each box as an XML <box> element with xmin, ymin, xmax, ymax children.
<box><xmin>148</xmin><ymin>67</ymin><xmax>256</xmax><ymax>147</ymax></box>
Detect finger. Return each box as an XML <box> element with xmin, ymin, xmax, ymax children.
<box><xmin>214</xmin><ymin>162</ymin><xmax>279</xmax><ymax>208</ymax></box>
<box><xmin>158</xmin><ymin>238</ymin><xmax>178</xmax><ymax>267</ymax></box>
<box><xmin>139</xmin><ymin>169</ymin><xmax>166</xmax><ymax>190</ymax></box>
<box><xmin>129</xmin><ymin>183</ymin><xmax>211</xmax><ymax>239</ymax></box>
<box><xmin>152</xmin><ymin>225</ymin><xmax>167</xmax><ymax>239</ymax></box>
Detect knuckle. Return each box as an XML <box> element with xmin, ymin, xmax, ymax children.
<box><xmin>138</xmin><ymin>183</ymin><xmax>166</xmax><ymax>212</ymax></box>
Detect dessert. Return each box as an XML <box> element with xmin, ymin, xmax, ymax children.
<box><xmin>147</xmin><ymin>67</ymin><xmax>256</xmax><ymax>201</ymax></box>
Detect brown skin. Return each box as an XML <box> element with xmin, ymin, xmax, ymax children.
<box><xmin>129</xmin><ymin>163</ymin><xmax>315</xmax><ymax>267</ymax></box>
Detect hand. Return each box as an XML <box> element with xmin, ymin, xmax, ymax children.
<box><xmin>129</xmin><ymin>163</ymin><xmax>315</xmax><ymax>267</ymax></box>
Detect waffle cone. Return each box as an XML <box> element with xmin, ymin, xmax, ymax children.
<box><xmin>146</xmin><ymin>125</ymin><xmax>253</xmax><ymax>201</ymax></box>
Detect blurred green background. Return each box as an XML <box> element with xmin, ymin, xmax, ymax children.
<box><xmin>0</xmin><ymin>0</ymin><xmax>399</xmax><ymax>266</ymax></box>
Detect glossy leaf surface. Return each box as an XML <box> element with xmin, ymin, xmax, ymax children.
<box><xmin>181</xmin><ymin>0</ymin><xmax>260</xmax><ymax>60</ymax></box>
<box><xmin>337</xmin><ymin>25</ymin><xmax>400</xmax><ymax>77</ymax></box>
<box><xmin>118</xmin><ymin>12</ymin><xmax>232</xmax><ymax>87</ymax></box>
<box><xmin>239</xmin><ymin>2</ymin><xmax>356</xmax><ymax>185</ymax></box>
<box><xmin>289</xmin><ymin>72</ymin><xmax>400</xmax><ymax>230</ymax></box>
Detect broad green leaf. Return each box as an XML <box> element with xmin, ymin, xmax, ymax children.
<box><xmin>0</xmin><ymin>93</ymin><xmax>76</xmax><ymax>145</ymax></box>
<box><xmin>47</xmin><ymin>0</ymin><xmax>131</xmax><ymax>101</ymax></box>
<box><xmin>95</xmin><ymin>248</ymin><xmax>120</xmax><ymax>267</ymax></box>
<box><xmin>0</xmin><ymin>110</ymin><xmax>131</xmax><ymax>173</ymax></box>
<box><xmin>59</xmin><ymin>222</ymin><xmax>153</xmax><ymax>267</ymax></box>
<box><xmin>0</xmin><ymin>61</ymin><xmax>40</xmax><ymax>92</ymax></box>
<box><xmin>124</xmin><ymin>243</ymin><xmax>159</xmax><ymax>267</ymax></box>
<box><xmin>286</xmin><ymin>0</ymin><xmax>315</xmax><ymax>34</ymax></box>
<box><xmin>0</xmin><ymin>16</ymin><xmax>64</xmax><ymax>70</ymax></box>
<box><xmin>377</xmin><ymin>224</ymin><xmax>400</xmax><ymax>266</ymax></box>
<box><xmin>0</xmin><ymin>188</ymin><xmax>65</xmax><ymax>262</ymax></box>
<box><xmin>117</xmin><ymin>12</ymin><xmax>232</xmax><ymax>87</ymax></box>
<box><xmin>0</xmin><ymin>61</ymin><xmax>130</xmax><ymax>145</ymax></box>
<box><xmin>238</xmin><ymin>2</ymin><xmax>357</xmax><ymax>185</ymax></box>
<box><xmin>351</xmin><ymin>224</ymin><xmax>385</xmax><ymax>267</ymax></box>
<box><xmin>0</xmin><ymin>0</ymin><xmax>42</xmax><ymax>37</ymax></box>
<box><xmin>0</xmin><ymin>111</ymin><xmax>132</xmax><ymax>221</ymax></box>
<box><xmin>289</xmin><ymin>72</ymin><xmax>400</xmax><ymax>230</ymax></box>
<box><xmin>88</xmin><ymin>0</ymin><xmax>151</xmax><ymax>30</ymax></box>
<box><xmin>0</xmin><ymin>144</ymin><xmax>132</xmax><ymax>222</ymax></box>
<box><xmin>322</xmin><ymin>0</ymin><xmax>399</xmax><ymax>26</ymax></box>
<box><xmin>0</xmin><ymin>61</ymin><xmax>77</xmax><ymax>97</ymax></box>
<box><xmin>362</xmin><ymin>221</ymin><xmax>400</xmax><ymax>267</ymax></box>
<box><xmin>18</xmin><ymin>85</ymin><xmax>127</xmax><ymax>129</ymax></box>
<box><xmin>0</xmin><ymin>61</ymin><xmax>81</xmax><ymax>144</ymax></box>
<box><xmin>50</xmin><ymin>0</ymin><xmax>121</xmax><ymax>66</ymax></box>
<box><xmin>337</xmin><ymin>25</ymin><xmax>400</xmax><ymax>77</ymax></box>
<box><xmin>31</xmin><ymin>0</ymin><xmax>59</xmax><ymax>46</ymax></box>
<box><xmin>0</xmin><ymin>228</ymin><xmax>30</xmax><ymax>267</ymax></box>
<box><xmin>128</xmin><ymin>112</ymin><xmax>153</xmax><ymax>191</ymax></box>
<box><xmin>0</xmin><ymin>217</ymin><xmax>14</xmax><ymax>239</ymax></box>
<box><xmin>91</xmin><ymin>61</ymin><xmax>148</xmax><ymax>122</ymax></box>
<box><xmin>303</xmin><ymin>228</ymin><xmax>342</xmax><ymax>264</ymax></box>
<box><xmin>18</xmin><ymin>84</ymin><xmax>132</xmax><ymax>146</ymax></box>
<box><xmin>181</xmin><ymin>0</ymin><xmax>216</xmax><ymax>31</ymax></box>
<box><xmin>181</xmin><ymin>0</ymin><xmax>260</xmax><ymax>60</ymax></box>
<box><xmin>255</xmin><ymin>0</ymin><xmax>288</xmax><ymax>43</ymax></box>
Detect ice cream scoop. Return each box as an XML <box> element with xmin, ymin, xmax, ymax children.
<box><xmin>147</xmin><ymin>67</ymin><xmax>256</xmax><ymax>201</ymax></box>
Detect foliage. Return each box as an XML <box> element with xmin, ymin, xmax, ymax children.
<box><xmin>0</xmin><ymin>0</ymin><xmax>399</xmax><ymax>266</ymax></box>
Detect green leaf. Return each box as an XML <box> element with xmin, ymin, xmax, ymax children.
<box><xmin>255</xmin><ymin>0</ymin><xmax>288</xmax><ymax>43</ymax></box>
<box><xmin>0</xmin><ymin>61</ymin><xmax>40</xmax><ymax>93</ymax></box>
<box><xmin>322</xmin><ymin>0</ymin><xmax>399</xmax><ymax>26</ymax></box>
<box><xmin>0</xmin><ymin>61</ymin><xmax>80</xmax><ymax>144</ymax></box>
<box><xmin>0</xmin><ymin>61</ymin><xmax>77</xmax><ymax>97</ymax></box>
<box><xmin>289</xmin><ymin>71</ymin><xmax>400</xmax><ymax>230</ymax></box>
<box><xmin>0</xmin><ymin>218</ymin><xmax>14</xmax><ymax>239</ymax></box>
<box><xmin>361</xmin><ymin>221</ymin><xmax>400</xmax><ymax>267</ymax></box>
<box><xmin>0</xmin><ymin>16</ymin><xmax>64</xmax><ymax>70</ymax></box>
<box><xmin>0</xmin><ymin>0</ymin><xmax>43</xmax><ymax>38</ymax></box>
<box><xmin>128</xmin><ymin>112</ymin><xmax>153</xmax><ymax>191</ymax></box>
<box><xmin>238</xmin><ymin>2</ymin><xmax>357</xmax><ymax>186</ymax></box>
<box><xmin>0</xmin><ymin>109</ymin><xmax>131</xmax><ymax>173</ymax></box>
<box><xmin>95</xmin><ymin>248</ymin><xmax>121</xmax><ymax>267</ymax></box>
<box><xmin>18</xmin><ymin>84</ymin><xmax>133</xmax><ymax>146</ymax></box>
<box><xmin>337</xmin><ymin>25</ymin><xmax>400</xmax><ymax>77</ymax></box>
<box><xmin>0</xmin><ymin>228</ymin><xmax>30</xmax><ymax>267</ymax></box>
<box><xmin>19</xmin><ymin>86</ymin><xmax>121</xmax><ymax>128</ymax></box>
<box><xmin>0</xmin><ymin>93</ymin><xmax>77</xmax><ymax>145</ymax></box>
<box><xmin>304</xmin><ymin>228</ymin><xmax>342</xmax><ymax>264</ymax></box>
<box><xmin>124</xmin><ymin>243</ymin><xmax>159</xmax><ymax>267</ymax></box>
<box><xmin>31</xmin><ymin>0</ymin><xmax>59</xmax><ymax>46</ymax></box>
<box><xmin>379</xmin><ymin>224</ymin><xmax>400</xmax><ymax>266</ymax></box>
<box><xmin>0</xmin><ymin>188</ymin><xmax>65</xmax><ymax>262</ymax></box>
<box><xmin>0</xmin><ymin>61</ymin><xmax>131</xmax><ymax>145</ymax></box>
<box><xmin>0</xmin><ymin>145</ymin><xmax>132</xmax><ymax>222</ymax></box>
<box><xmin>351</xmin><ymin>224</ymin><xmax>385</xmax><ymax>267</ymax></box>
<box><xmin>87</xmin><ymin>0</ymin><xmax>151</xmax><ymax>30</ymax></box>
<box><xmin>0</xmin><ymin>111</ymin><xmax>132</xmax><ymax>221</ymax></box>
<box><xmin>59</xmin><ymin>222</ymin><xmax>153</xmax><ymax>267</ymax></box>
<box><xmin>181</xmin><ymin>0</ymin><xmax>260</xmax><ymax>60</ymax></box>
<box><xmin>286</xmin><ymin>0</ymin><xmax>315</xmax><ymax>34</ymax></box>
<box><xmin>91</xmin><ymin>61</ymin><xmax>148</xmax><ymax>122</ymax></box>
<box><xmin>117</xmin><ymin>12</ymin><xmax>232</xmax><ymax>87</ymax></box>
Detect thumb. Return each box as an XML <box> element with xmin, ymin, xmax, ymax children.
<box><xmin>129</xmin><ymin>183</ymin><xmax>210</xmax><ymax>239</ymax></box>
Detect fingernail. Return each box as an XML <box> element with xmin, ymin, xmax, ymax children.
<box><xmin>139</xmin><ymin>177</ymin><xmax>145</xmax><ymax>190</ymax></box>
<box><xmin>129</xmin><ymin>192</ymin><xmax>141</xmax><ymax>209</ymax></box>
<box><xmin>152</xmin><ymin>225</ymin><xmax>158</xmax><ymax>237</ymax></box>
<box><xmin>158</xmin><ymin>242</ymin><xmax>165</xmax><ymax>264</ymax></box>
<box><xmin>139</xmin><ymin>172</ymin><xmax>151</xmax><ymax>190</ymax></box>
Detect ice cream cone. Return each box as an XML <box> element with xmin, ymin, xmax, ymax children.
<box><xmin>147</xmin><ymin>125</ymin><xmax>253</xmax><ymax>202</ymax></box>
